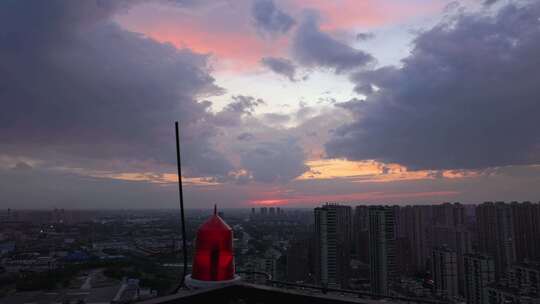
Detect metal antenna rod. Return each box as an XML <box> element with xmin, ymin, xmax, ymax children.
<box><xmin>174</xmin><ymin>121</ymin><xmax>188</xmax><ymax>290</ymax></box>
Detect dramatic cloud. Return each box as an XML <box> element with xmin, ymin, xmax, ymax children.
<box><xmin>240</xmin><ymin>138</ymin><xmax>309</xmax><ymax>183</ymax></box>
<box><xmin>292</xmin><ymin>14</ymin><xmax>374</xmax><ymax>73</ymax></box>
<box><xmin>261</xmin><ymin>57</ymin><xmax>297</xmax><ymax>81</ymax></box>
<box><xmin>0</xmin><ymin>0</ymin><xmax>232</xmax><ymax>178</ymax></box>
<box><xmin>483</xmin><ymin>0</ymin><xmax>499</xmax><ymax>6</ymax></box>
<box><xmin>207</xmin><ymin>103</ymin><xmax>351</xmax><ymax>185</ymax></box>
<box><xmin>212</xmin><ymin>95</ymin><xmax>265</xmax><ymax>126</ymax></box>
<box><xmin>237</xmin><ymin>132</ymin><xmax>255</xmax><ymax>141</ymax></box>
<box><xmin>326</xmin><ymin>1</ymin><xmax>540</xmax><ymax>170</ymax></box>
<box><xmin>356</xmin><ymin>32</ymin><xmax>375</xmax><ymax>41</ymax></box>
<box><xmin>252</xmin><ymin>0</ymin><xmax>295</xmax><ymax>35</ymax></box>
<box><xmin>262</xmin><ymin>113</ymin><xmax>291</xmax><ymax>126</ymax></box>
<box><xmin>2</xmin><ymin>0</ymin><xmax>540</xmax><ymax>209</ymax></box>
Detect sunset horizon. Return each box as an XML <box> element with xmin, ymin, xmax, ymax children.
<box><xmin>2</xmin><ymin>0</ymin><xmax>540</xmax><ymax>209</ymax></box>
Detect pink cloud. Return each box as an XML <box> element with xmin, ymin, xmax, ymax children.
<box><xmin>117</xmin><ymin>2</ymin><xmax>288</xmax><ymax>71</ymax></box>
<box><xmin>143</xmin><ymin>26</ymin><xmax>288</xmax><ymax>71</ymax></box>
<box><xmin>116</xmin><ymin>0</ymin><xmax>445</xmax><ymax>72</ymax></box>
<box><xmin>288</xmin><ymin>0</ymin><xmax>445</xmax><ymax>31</ymax></box>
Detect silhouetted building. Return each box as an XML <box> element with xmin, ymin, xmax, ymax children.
<box><xmin>396</xmin><ymin>236</ymin><xmax>414</xmax><ymax>275</ymax></box>
<box><xmin>477</xmin><ymin>202</ymin><xmax>516</xmax><ymax>280</ymax></box>
<box><xmin>353</xmin><ymin>206</ymin><xmax>369</xmax><ymax>263</ymax></box>
<box><xmin>486</xmin><ymin>262</ymin><xmax>540</xmax><ymax>304</ymax></box>
<box><xmin>368</xmin><ymin>206</ymin><xmax>396</xmax><ymax>295</ymax></box>
<box><xmin>409</xmin><ymin>205</ymin><xmax>433</xmax><ymax>273</ymax></box>
<box><xmin>486</xmin><ymin>284</ymin><xmax>539</xmax><ymax>304</ymax></box>
<box><xmin>433</xmin><ymin>202</ymin><xmax>465</xmax><ymax>227</ymax></box>
<box><xmin>397</xmin><ymin>205</ymin><xmax>433</xmax><ymax>274</ymax></box>
<box><xmin>432</xmin><ymin>225</ymin><xmax>472</xmax><ymax>295</ymax></box>
<box><xmin>510</xmin><ymin>202</ymin><xmax>540</xmax><ymax>262</ymax></box>
<box><xmin>507</xmin><ymin>261</ymin><xmax>540</xmax><ymax>297</ymax></box>
<box><xmin>314</xmin><ymin>204</ymin><xmax>352</xmax><ymax>288</ymax></box>
<box><xmin>464</xmin><ymin>253</ymin><xmax>495</xmax><ymax>304</ymax></box>
<box><xmin>286</xmin><ymin>239</ymin><xmax>311</xmax><ymax>283</ymax></box>
<box><xmin>432</xmin><ymin>246</ymin><xmax>458</xmax><ymax>299</ymax></box>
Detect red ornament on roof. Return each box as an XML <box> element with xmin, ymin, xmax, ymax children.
<box><xmin>191</xmin><ymin>205</ymin><xmax>235</xmax><ymax>281</ymax></box>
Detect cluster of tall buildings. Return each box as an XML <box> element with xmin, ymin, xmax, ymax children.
<box><xmin>289</xmin><ymin>201</ymin><xmax>540</xmax><ymax>304</ymax></box>
<box><xmin>251</xmin><ymin>207</ymin><xmax>285</xmax><ymax>218</ymax></box>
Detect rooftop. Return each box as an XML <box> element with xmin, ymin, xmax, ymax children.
<box><xmin>140</xmin><ymin>282</ymin><xmax>448</xmax><ymax>304</ymax></box>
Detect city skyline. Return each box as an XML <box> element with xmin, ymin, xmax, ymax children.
<box><xmin>2</xmin><ymin>0</ymin><xmax>540</xmax><ymax>209</ymax></box>
<box><xmin>3</xmin><ymin>200</ymin><xmax>540</xmax><ymax>302</ymax></box>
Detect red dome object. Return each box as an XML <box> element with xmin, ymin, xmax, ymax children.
<box><xmin>191</xmin><ymin>206</ymin><xmax>235</xmax><ymax>281</ymax></box>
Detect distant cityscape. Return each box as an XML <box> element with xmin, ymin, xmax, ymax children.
<box><xmin>1</xmin><ymin>201</ymin><xmax>540</xmax><ymax>303</ymax></box>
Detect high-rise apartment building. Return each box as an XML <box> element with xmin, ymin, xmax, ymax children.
<box><xmin>368</xmin><ymin>206</ymin><xmax>396</xmax><ymax>295</ymax></box>
<box><xmin>432</xmin><ymin>224</ymin><xmax>472</xmax><ymax>296</ymax></box>
<box><xmin>486</xmin><ymin>261</ymin><xmax>540</xmax><ymax>304</ymax></box>
<box><xmin>398</xmin><ymin>205</ymin><xmax>433</xmax><ymax>274</ymax></box>
<box><xmin>353</xmin><ymin>206</ymin><xmax>369</xmax><ymax>263</ymax></box>
<box><xmin>432</xmin><ymin>246</ymin><xmax>459</xmax><ymax>299</ymax></box>
<box><xmin>286</xmin><ymin>239</ymin><xmax>311</xmax><ymax>283</ymax></box>
<box><xmin>477</xmin><ymin>202</ymin><xmax>516</xmax><ymax>280</ymax></box>
<box><xmin>510</xmin><ymin>201</ymin><xmax>540</xmax><ymax>262</ymax></box>
<box><xmin>507</xmin><ymin>261</ymin><xmax>540</xmax><ymax>297</ymax></box>
<box><xmin>433</xmin><ymin>202</ymin><xmax>465</xmax><ymax>227</ymax></box>
<box><xmin>464</xmin><ymin>253</ymin><xmax>495</xmax><ymax>304</ymax></box>
<box><xmin>314</xmin><ymin>204</ymin><xmax>352</xmax><ymax>288</ymax></box>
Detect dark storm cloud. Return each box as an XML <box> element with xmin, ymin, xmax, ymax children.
<box><xmin>0</xmin><ymin>0</ymin><xmax>232</xmax><ymax>177</ymax></box>
<box><xmin>261</xmin><ymin>57</ymin><xmax>297</xmax><ymax>81</ymax></box>
<box><xmin>212</xmin><ymin>95</ymin><xmax>265</xmax><ymax>126</ymax></box>
<box><xmin>335</xmin><ymin>98</ymin><xmax>365</xmax><ymax>113</ymax></box>
<box><xmin>356</xmin><ymin>32</ymin><xmax>375</xmax><ymax>41</ymax></box>
<box><xmin>483</xmin><ymin>0</ymin><xmax>499</xmax><ymax>6</ymax></box>
<box><xmin>252</xmin><ymin>0</ymin><xmax>295</xmax><ymax>35</ymax></box>
<box><xmin>0</xmin><ymin>0</ymin><xmax>132</xmax><ymax>44</ymax></box>
<box><xmin>224</xmin><ymin>95</ymin><xmax>265</xmax><ymax>114</ymax></box>
<box><xmin>240</xmin><ymin>138</ymin><xmax>309</xmax><ymax>183</ymax></box>
<box><xmin>292</xmin><ymin>14</ymin><xmax>375</xmax><ymax>73</ymax></box>
<box><xmin>326</xmin><ymin>1</ymin><xmax>540</xmax><ymax>170</ymax></box>
<box><xmin>237</xmin><ymin>132</ymin><xmax>255</xmax><ymax>141</ymax></box>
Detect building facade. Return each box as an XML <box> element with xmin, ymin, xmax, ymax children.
<box><xmin>286</xmin><ymin>239</ymin><xmax>311</xmax><ymax>283</ymax></box>
<box><xmin>432</xmin><ymin>246</ymin><xmax>458</xmax><ymax>299</ymax></box>
<box><xmin>368</xmin><ymin>206</ymin><xmax>396</xmax><ymax>295</ymax></box>
<box><xmin>477</xmin><ymin>202</ymin><xmax>516</xmax><ymax>280</ymax></box>
<box><xmin>464</xmin><ymin>253</ymin><xmax>495</xmax><ymax>304</ymax></box>
<box><xmin>314</xmin><ymin>204</ymin><xmax>352</xmax><ymax>288</ymax></box>
<box><xmin>510</xmin><ymin>202</ymin><xmax>540</xmax><ymax>263</ymax></box>
<box><xmin>353</xmin><ymin>206</ymin><xmax>369</xmax><ymax>264</ymax></box>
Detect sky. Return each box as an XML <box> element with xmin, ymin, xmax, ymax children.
<box><xmin>1</xmin><ymin>0</ymin><xmax>540</xmax><ymax>209</ymax></box>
